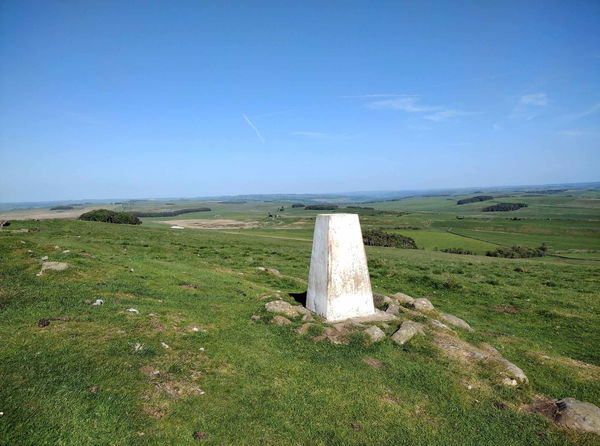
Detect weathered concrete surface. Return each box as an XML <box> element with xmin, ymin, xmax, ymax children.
<box><xmin>307</xmin><ymin>214</ymin><xmax>375</xmax><ymax>321</ymax></box>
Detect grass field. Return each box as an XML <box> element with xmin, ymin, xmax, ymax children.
<box><xmin>1</xmin><ymin>190</ymin><xmax>599</xmax><ymax>445</ymax></box>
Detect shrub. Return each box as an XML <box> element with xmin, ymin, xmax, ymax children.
<box><xmin>363</xmin><ymin>229</ymin><xmax>417</xmax><ymax>249</ymax></box>
<box><xmin>457</xmin><ymin>195</ymin><xmax>493</xmax><ymax>205</ymax></box>
<box><xmin>305</xmin><ymin>205</ymin><xmax>338</xmax><ymax>210</ymax></box>
<box><xmin>79</xmin><ymin>209</ymin><xmax>141</xmax><ymax>225</ymax></box>
<box><xmin>486</xmin><ymin>245</ymin><xmax>547</xmax><ymax>258</ymax></box>
<box><xmin>131</xmin><ymin>207</ymin><xmax>211</xmax><ymax>217</ymax></box>
<box><xmin>482</xmin><ymin>203</ymin><xmax>527</xmax><ymax>212</ymax></box>
<box><xmin>440</xmin><ymin>248</ymin><xmax>475</xmax><ymax>255</ymax></box>
<box><xmin>50</xmin><ymin>205</ymin><xmax>74</xmax><ymax>210</ymax></box>
<box><xmin>291</xmin><ymin>203</ymin><xmax>305</xmax><ymax>208</ymax></box>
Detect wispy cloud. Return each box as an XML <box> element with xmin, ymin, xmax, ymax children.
<box><xmin>346</xmin><ymin>94</ymin><xmax>473</xmax><ymax>122</ymax></box>
<box><xmin>511</xmin><ymin>93</ymin><xmax>550</xmax><ymax>119</ymax></box>
<box><xmin>242</xmin><ymin>113</ymin><xmax>265</xmax><ymax>143</ymax></box>
<box><xmin>562</xmin><ymin>102</ymin><xmax>600</xmax><ymax>120</ymax></box>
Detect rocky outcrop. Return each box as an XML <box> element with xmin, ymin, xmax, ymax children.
<box><xmin>440</xmin><ymin>313</ymin><xmax>473</xmax><ymax>331</ymax></box>
<box><xmin>413</xmin><ymin>298</ymin><xmax>435</xmax><ymax>312</ymax></box>
<box><xmin>265</xmin><ymin>300</ymin><xmax>303</xmax><ymax>318</ymax></box>
<box><xmin>364</xmin><ymin>326</ymin><xmax>386</xmax><ymax>343</ymax></box>
<box><xmin>36</xmin><ymin>261</ymin><xmax>70</xmax><ymax>276</ymax></box>
<box><xmin>391</xmin><ymin>320</ymin><xmax>424</xmax><ymax>345</ymax></box>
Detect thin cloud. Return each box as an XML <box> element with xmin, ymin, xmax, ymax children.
<box><xmin>348</xmin><ymin>94</ymin><xmax>472</xmax><ymax>121</ymax></box>
<box><xmin>563</xmin><ymin>102</ymin><xmax>600</xmax><ymax>120</ymax></box>
<box><xmin>520</xmin><ymin>93</ymin><xmax>550</xmax><ymax>106</ymax></box>
<box><xmin>242</xmin><ymin>113</ymin><xmax>265</xmax><ymax>143</ymax></box>
<box><xmin>423</xmin><ymin>109</ymin><xmax>476</xmax><ymax>121</ymax></box>
<box><xmin>511</xmin><ymin>93</ymin><xmax>550</xmax><ymax>119</ymax></box>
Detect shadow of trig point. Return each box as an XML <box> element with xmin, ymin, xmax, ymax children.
<box><xmin>306</xmin><ymin>214</ymin><xmax>375</xmax><ymax>321</ymax></box>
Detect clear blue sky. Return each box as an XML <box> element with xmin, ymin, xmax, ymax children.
<box><xmin>1</xmin><ymin>1</ymin><xmax>599</xmax><ymax>202</ymax></box>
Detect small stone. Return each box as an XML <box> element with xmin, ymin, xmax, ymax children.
<box><xmin>301</xmin><ymin>312</ymin><xmax>314</xmax><ymax>322</ymax></box>
<box><xmin>160</xmin><ymin>342</ymin><xmax>170</xmax><ymax>349</ymax></box>
<box><xmin>265</xmin><ymin>300</ymin><xmax>300</xmax><ymax>318</ymax></box>
<box><xmin>296</xmin><ymin>323</ymin><xmax>314</xmax><ymax>335</ymax></box>
<box><xmin>92</xmin><ymin>299</ymin><xmax>104</xmax><ymax>306</ymax></box>
<box><xmin>129</xmin><ymin>268</ymin><xmax>134</xmax><ymax>273</ymax></box>
<box><xmin>271</xmin><ymin>315</ymin><xmax>292</xmax><ymax>326</ymax></box>
<box><xmin>364</xmin><ymin>325</ymin><xmax>386</xmax><ymax>343</ymax></box>
<box><xmin>429</xmin><ymin>319</ymin><xmax>453</xmax><ymax>331</ymax></box>
<box><xmin>413</xmin><ymin>298</ymin><xmax>434</xmax><ymax>312</ymax></box>
<box><xmin>385</xmin><ymin>303</ymin><xmax>400</xmax><ymax>315</ymax></box>
<box><xmin>250</xmin><ymin>315</ymin><xmax>261</xmax><ymax>321</ymax></box>
<box><xmin>127</xmin><ymin>308</ymin><xmax>139</xmax><ymax>314</ymax></box>
<box><xmin>440</xmin><ymin>313</ymin><xmax>473</xmax><ymax>331</ymax></box>
<box><xmin>89</xmin><ymin>386</ymin><xmax>97</xmax><ymax>393</ymax></box>
<box><xmin>391</xmin><ymin>320</ymin><xmax>424</xmax><ymax>345</ymax></box>
<box><xmin>37</xmin><ymin>261</ymin><xmax>69</xmax><ymax>276</ymax></box>
<box><xmin>555</xmin><ymin>398</ymin><xmax>600</xmax><ymax>434</ymax></box>
<box><xmin>198</xmin><ymin>347</ymin><xmax>205</xmax><ymax>352</ymax></box>
<box><xmin>502</xmin><ymin>377</ymin><xmax>518</xmax><ymax>387</ymax></box>
<box><xmin>62</xmin><ymin>250</ymin><xmax>70</xmax><ymax>253</ymax></box>
<box><xmin>481</xmin><ymin>344</ymin><xmax>528</xmax><ymax>384</ymax></box>
<box><xmin>392</xmin><ymin>292</ymin><xmax>415</xmax><ymax>306</ymax></box>
<box><xmin>350</xmin><ymin>423</ymin><xmax>362</xmax><ymax>431</ymax></box>
<box><xmin>373</xmin><ymin>293</ymin><xmax>393</xmax><ymax>308</ymax></box>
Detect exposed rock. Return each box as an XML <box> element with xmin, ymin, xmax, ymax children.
<box><xmin>41</xmin><ymin>256</ymin><xmax>49</xmax><ymax>261</ymax></box>
<box><xmin>555</xmin><ymin>398</ymin><xmax>600</xmax><ymax>434</ymax></box>
<box><xmin>385</xmin><ymin>303</ymin><xmax>400</xmax><ymax>315</ymax></box>
<box><xmin>91</xmin><ymin>299</ymin><xmax>104</xmax><ymax>306</ymax></box>
<box><xmin>301</xmin><ymin>312</ymin><xmax>314</xmax><ymax>322</ymax></box>
<box><xmin>440</xmin><ymin>313</ymin><xmax>473</xmax><ymax>331</ymax></box>
<box><xmin>346</xmin><ymin>309</ymin><xmax>399</xmax><ymax>324</ymax></box>
<box><xmin>392</xmin><ymin>292</ymin><xmax>415</xmax><ymax>306</ymax></box>
<box><xmin>373</xmin><ymin>293</ymin><xmax>393</xmax><ymax>308</ymax></box>
<box><xmin>257</xmin><ymin>267</ymin><xmax>281</xmax><ymax>275</ymax></box>
<box><xmin>391</xmin><ymin>320</ymin><xmax>424</xmax><ymax>345</ymax></box>
<box><xmin>250</xmin><ymin>315</ymin><xmax>261</xmax><ymax>321</ymax></box>
<box><xmin>432</xmin><ymin>332</ymin><xmax>489</xmax><ymax>361</ymax></box>
<box><xmin>413</xmin><ymin>298</ymin><xmax>434</xmax><ymax>312</ymax></box>
<box><xmin>481</xmin><ymin>344</ymin><xmax>528</xmax><ymax>384</ymax></box>
<box><xmin>265</xmin><ymin>300</ymin><xmax>301</xmax><ymax>318</ymax></box>
<box><xmin>429</xmin><ymin>319</ymin><xmax>453</xmax><ymax>331</ymax></box>
<box><xmin>364</xmin><ymin>325</ymin><xmax>386</xmax><ymax>343</ymax></box>
<box><xmin>127</xmin><ymin>308</ymin><xmax>140</xmax><ymax>314</ymax></box>
<box><xmin>362</xmin><ymin>357</ymin><xmax>385</xmax><ymax>369</ymax></box>
<box><xmin>525</xmin><ymin>397</ymin><xmax>600</xmax><ymax>435</ymax></box>
<box><xmin>399</xmin><ymin>307</ymin><xmax>423</xmax><ymax>317</ymax></box>
<box><xmin>502</xmin><ymin>378</ymin><xmax>518</xmax><ymax>387</ymax></box>
<box><xmin>296</xmin><ymin>323</ymin><xmax>314</xmax><ymax>335</ymax></box>
<box><xmin>271</xmin><ymin>315</ymin><xmax>292</xmax><ymax>326</ymax></box>
<box><xmin>36</xmin><ymin>261</ymin><xmax>69</xmax><ymax>276</ymax></box>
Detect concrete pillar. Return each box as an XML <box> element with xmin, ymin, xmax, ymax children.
<box><xmin>307</xmin><ymin>214</ymin><xmax>375</xmax><ymax>321</ymax></box>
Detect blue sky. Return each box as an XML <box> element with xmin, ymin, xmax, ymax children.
<box><xmin>1</xmin><ymin>1</ymin><xmax>599</xmax><ymax>202</ymax></box>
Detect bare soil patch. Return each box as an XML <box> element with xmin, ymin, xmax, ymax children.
<box><xmin>161</xmin><ymin>219</ymin><xmax>259</xmax><ymax>230</ymax></box>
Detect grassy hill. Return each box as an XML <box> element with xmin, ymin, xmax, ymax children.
<box><xmin>1</xmin><ymin>192</ymin><xmax>599</xmax><ymax>445</ymax></box>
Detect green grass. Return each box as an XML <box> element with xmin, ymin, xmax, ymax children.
<box><xmin>1</xmin><ymin>214</ymin><xmax>599</xmax><ymax>445</ymax></box>
<box><xmin>1</xmin><ymin>191</ymin><xmax>599</xmax><ymax>445</ymax></box>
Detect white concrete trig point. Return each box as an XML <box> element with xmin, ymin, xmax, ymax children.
<box><xmin>306</xmin><ymin>214</ymin><xmax>375</xmax><ymax>321</ymax></box>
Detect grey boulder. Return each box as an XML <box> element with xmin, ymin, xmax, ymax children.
<box><xmin>391</xmin><ymin>320</ymin><xmax>424</xmax><ymax>345</ymax></box>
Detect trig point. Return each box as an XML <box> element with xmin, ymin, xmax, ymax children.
<box><xmin>307</xmin><ymin>214</ymin><xmax>375</xmax><ymax>321</ymax></box>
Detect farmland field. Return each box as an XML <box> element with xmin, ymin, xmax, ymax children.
<box><xmin>1</xmin><ymin>188</ymin><xmax>599</xmax><ymax>445</ymax></box>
